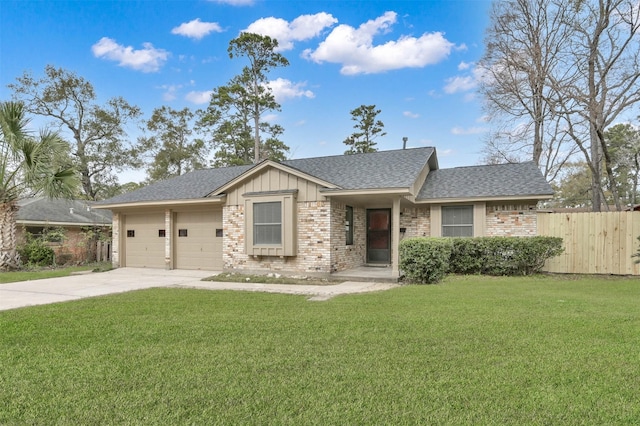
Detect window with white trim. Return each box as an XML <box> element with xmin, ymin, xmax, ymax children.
<box><xmin>253</xmin><ymin>201</ymin><xmax>282</xmax><ymax>245</ymax></box>
<box><xmin>442</xmin><ymin>205</ymin><xmax>473</xmax><ymax>237</ymax></box>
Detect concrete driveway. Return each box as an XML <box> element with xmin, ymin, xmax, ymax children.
<box><xmin>0</xmin><ymin>268</ymin><xmax>398</xmax><ymax>311</ymax></box>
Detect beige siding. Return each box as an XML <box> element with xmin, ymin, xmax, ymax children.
<box><xmin>123</xmin><ymin>212</ymin><xmax>165</xmax><ymax>268</ymax></box>
<box><xmin>174</xmin><ymin>208</ymin><xmax>223</xmax><ymax>270</ymax></box>
<box><xmin>225</xmin><ymin>168</ymin><xmax>326</xmax><ymax>205</ymax></box>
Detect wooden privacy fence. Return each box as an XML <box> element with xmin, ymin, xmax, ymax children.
<box><xmin>537</xmin><ymin>211</ymin><xmax>640</xmax><ymax>275</ymax></box>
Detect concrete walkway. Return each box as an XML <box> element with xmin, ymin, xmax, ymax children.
<box><xmin>0</xmin><ymin>268</ymin><xmax>399</xmax><ymax>311</ymax></box>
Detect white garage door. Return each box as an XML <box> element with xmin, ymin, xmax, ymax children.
<box><xmin>124</xmin><ymin>212</ymin><xmax>165</xmax><ymax>268</ymax></box>
<box><xmin>174</xmin><ymin>209</ymin><xmax>223</xmax><ymax>270</ymax></box>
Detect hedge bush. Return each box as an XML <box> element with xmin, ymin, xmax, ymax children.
<box><xmin>449</xmin><ymin>236</ymin><xmax>563</xmax><ymax>276</ymax></box>
<box><xmin>399</xmin><ymin>236</ymin><xmax>564</xmax><ymax>283</ymax></box>
<box><xmin>399</xmin><ymin>238</ymin><xmax>452</xmax><ymax>284</ymax></box>
<box><xmin>18</xmin><ymin>238</ymin><xmax>55</xmax><ymax>267</ymax></box>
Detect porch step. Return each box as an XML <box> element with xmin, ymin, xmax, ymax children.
<box><xmin>330</xmin><ymin>265</ymin><xmax>399</xmax><ymax>283</ymax></box>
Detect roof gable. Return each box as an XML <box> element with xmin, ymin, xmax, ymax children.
<box><xmin>417</xmin><ymin>162</ymin><xmax>554</xmax><ymax>201</ymax></box>
<box><xmin>212</xmin><ymin>160</ymin><xmax>339</xmax><ymax>196</ymax></box>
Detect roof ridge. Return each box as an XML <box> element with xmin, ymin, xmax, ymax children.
<box><xmin>438</xmin><ymin>161</ymin><xmax>536</xmax><ymax>171</ymax></box>
<box><xmin>283</xmin><ymin>146</ymin><xmax>435</xmax><ymax>163</ymax></box>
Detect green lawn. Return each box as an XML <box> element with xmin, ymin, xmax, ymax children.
<box><xmin>1</xmin><ymin>275</ymin><xmax>639</xmax><ymax>424</ymax></box>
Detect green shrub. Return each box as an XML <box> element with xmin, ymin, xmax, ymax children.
<box><xmin>633</xmin><ymin>236</ymin><xmax>640</xmax><ymax>264</ymax></box>
<box><xmin>449</xmin><ymin>237</ymin><xmax>563</xmax><ymax>276</ymax></box>
<box><xmin>399</xmin><ymin>237</ymin><xmax>453</xmax><ymax>284</ymax></box>
<box><xmin>18</xmin><ymin>237</ymin><xmax>55</xmax><ymax>267</ymax></box>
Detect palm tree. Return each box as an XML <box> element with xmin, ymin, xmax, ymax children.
<box><xmin>0</xmin><ymin>101</ymin><xmax>78</xmax><ymax>269</ymax></box>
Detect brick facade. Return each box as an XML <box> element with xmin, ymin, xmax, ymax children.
<box><xmin>330</xmin><ymin>202</ymin><xmax>366</xmax><ymax>272</ymax></box>
<box><xmin>485</xmin><ymin>204</ymin><xmax>537</xmax><ymax>236</ymax></box>
<box><xmin>399</xmin><ymin>207</ymin><xmax>430</xmax><ymax>240</ymax></box>
<box><xmin>223</xmin><ymin>201</ymin><xmax>333</xmax><ymax>275</ymax></box>
<box><xmin>221</xmin><ymin>201</ymin><xmax>538</xmax><ymax>275</ymax></box>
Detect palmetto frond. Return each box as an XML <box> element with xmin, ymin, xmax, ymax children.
<box><xmin>0</xmin><ymin>100</ymin><xmax>79</xmax><ymax>269</ymax></box>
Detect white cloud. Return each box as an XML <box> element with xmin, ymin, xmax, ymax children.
<box><xmin>303</xmin><ymin>11</ymin><xmax>455</xmax><ymax>75</ymax></box>
<box><xmin>263</xmin><ymin>113</ymin><xmax>278</xmax><ymax>122</ymax></box>
<box><xmin>185</xmin><ymin>90</ymin><xmax>213</xmax><ymax>104</ymax></box>
<box><xmin>444</xmin><ymin>75</ymin><xmax>476</xmax><ymax>94</ymax></box>
<box><xmin>266</xmin><ymin>78</ymin><xmax>315</xmax><ymax>102</ymax></box>
<box><xmin>450</xmin><ymin>126</ymin><xmax>488</xmax><ymax>135</ymax></box>
<box><xmin>172</xmin><ymin>18</ymin><xmax>223</xmax><ymax>40</ymax></box>
<box><xmin>159</xmin><ymin>84</ymin><xmax>182</xmax><ymax>101</ymax></box>
<box><xmin>458</xmin><ymin>61</ymin><xmax>472</xmax><ymax>70</ymax></box>
<box><xmin>403</xmin><ymin>111</ymin><xmax>420</xmax><ymax>118</ymax></box>
<box><xmin>92</xmin><ymin>37</ymin><xmax>169</xmax><ymax>72</ymax></box>
<box><xmin>208</xmin><ymin>0</ymin><xmax>253</xmax><ymax>5</ymax></box>
<box><xmin>444</xmin><ymin>65</ymin><xmax>488</xmax><ymax>95</ymax></box>
<box><xmin>244</xmin><ymin>13</ymin><xmax>337</xmax><ymax>51</ymax></box>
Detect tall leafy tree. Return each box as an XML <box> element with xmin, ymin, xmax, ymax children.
<box><xmin>138</xmin><ymin>106</ymin><xmax>206</xmax><ymax>182</ymax></box>
<box><xmin>605</xmin><ymin>123</ymin><xmax>640</xmax><ymax>207</ymax></box>
<box><xmin>343</xmin><ymin>104</ymin><xmax>386</xmax><ymax>154</ymax></box>
<box><xmin>0</xmin><ymin>101</ymin><xmax>78</xmax><ymax>269</ymax></box>
<box><xmin>198</xmin><ymin>33</ymin><xmax>290</xmax><ymax>166</ymax></box>
<box><xmin>9</xmin><ymin>65</ymin><xmax>142</xmax><ymax>200</ymax></box>
<box><xmin>549</xmin><ymin>162</ymin><xmax>595</xmax><ymax>208</ymax></box>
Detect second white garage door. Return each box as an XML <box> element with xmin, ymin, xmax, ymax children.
<box><xmin>174</xmin><ymin>209</ymin><xmax>223</xmax><ymax>270</ymax></box>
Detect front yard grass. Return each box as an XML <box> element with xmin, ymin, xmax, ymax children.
<box><xmin>1</xmin><ymin>274</ymin><xmax>639</xmax><ymax>424</ymax></box>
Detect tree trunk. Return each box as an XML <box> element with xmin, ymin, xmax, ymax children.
<box><xmin>590</xmin><ymin>128</ymin><xmax>603</xmax><ymax>211</ymax></box>
<box><xmin>0</xmin><ymin>201</ymin><xmax>21</xmax><ymax>270</ymax></box>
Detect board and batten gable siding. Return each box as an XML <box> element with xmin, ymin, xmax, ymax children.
<box><xmin>222</xmin><ymin>165</ymin><xmax>333</xmax><ymax>273</ymax></box>
<box><xmin>223</xmin><ymin>167</ymin><xmax>327</xmax><ymax>205</ymax></box>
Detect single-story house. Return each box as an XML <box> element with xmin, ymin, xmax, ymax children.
<box><xmin>17</xmin><ymin>197</ymin><xmax>112</xmax><ymax>263</ymax></box>
<box><xmin>98</xmin><ymin>147</ymin><xmax>553</xmax><ymax>277</ymax></box>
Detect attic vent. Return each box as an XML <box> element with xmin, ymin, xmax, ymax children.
<box><xmin>69</xmin><ymin>208</ymin><xmax>74</xmax><ymax>214</ymax></box>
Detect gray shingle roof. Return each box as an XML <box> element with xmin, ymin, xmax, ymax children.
<box><xmin>17</xmin><ymin>198</ymin><xmax>112</xmax><ymax>225</ymax></box>
<box><xmin>99</xmin><ymin>165</ymin><xmax>253</xmax><ymax>204</ymax></box>
<box><xmin>417</xmin><ymin>162</ymin><xmax>554</xmax><ymax>200</ymax></box>
<box><xmin>99</xmin><ymin>148</ymin><xmax>435</xmax><ymax>204</ymax></box>
<box><xmin>283</xmin><ymin>147</ymin><xmax>435</xmax><ymax>190</ymax></box>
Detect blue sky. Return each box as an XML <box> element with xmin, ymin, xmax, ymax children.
<box><xmin>1</xmin><ymin>0</ymin><xmax>491</xmax><ymax>183</ymax></box>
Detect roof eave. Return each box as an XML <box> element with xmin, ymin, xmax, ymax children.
<box><xmin>98</xmin><ymin>195</ymin><xmax>226</xmax><ymax>210</ymax></box>
<box><xmin>17</xmin><ymin>220</ymin><xmax>112</xmax><ymax>227</ymax></box>
<box><xmin>415</xmin><ymin>193</ymin><xmax>554</xmax><ymax>204</ymax></box>
<box><xmin>320</xmin><ymin>187</ymin><xmax>413</xmax><ymax>197</ymax></box>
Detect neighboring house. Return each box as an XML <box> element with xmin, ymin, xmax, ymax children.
<box><xmin>625</xmin><ymin>204</ymin><xmax>640</xmax><ymax>212</ymax></box>
<box><xmin>98</xmin><ymin>147</ymin><xmax>553</xmax><ymax>277</ymax></box>
<box><xmin>17</xmin><ymin>198</ymin><xmax>112</xmax><ymax>263</ymax></box>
